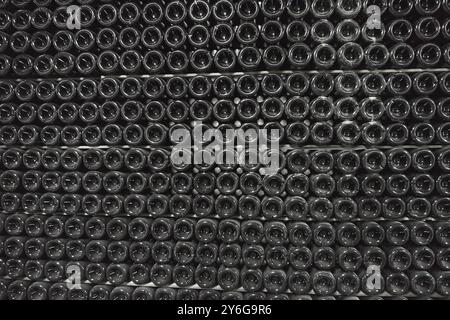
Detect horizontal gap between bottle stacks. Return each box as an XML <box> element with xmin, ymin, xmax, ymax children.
<box><xmin>1</xmin><ymin>210</ymin><xmax>448</xmax><ymax>224</ymax></box>
<box><xmin>3</xmin><ymin>68</ymin><xmax>450</xmax><ymax>82</ymax></box>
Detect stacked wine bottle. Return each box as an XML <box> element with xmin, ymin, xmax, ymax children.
<box><xmin>1</xmin><ymin>0</ymin><xmax>450</xmax><ymax>300</ymax></box>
